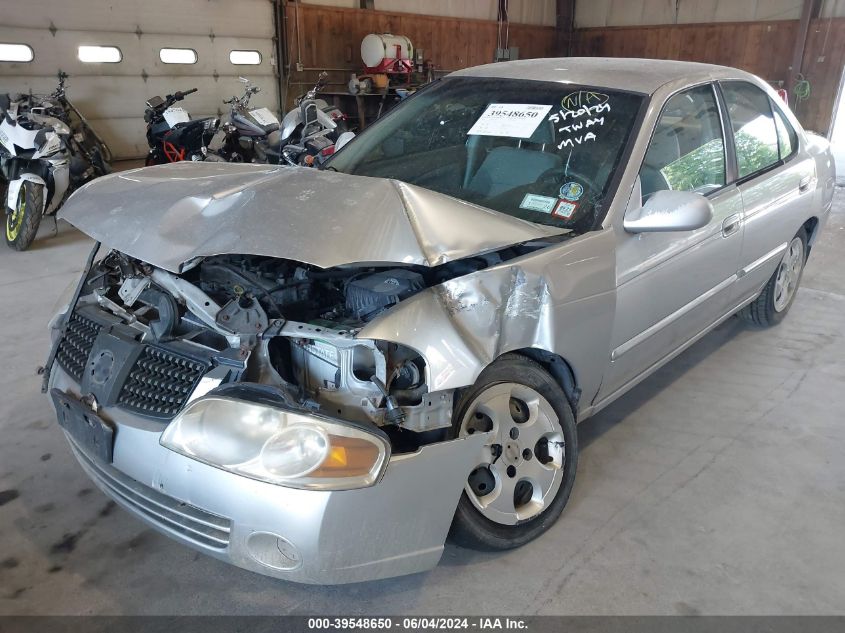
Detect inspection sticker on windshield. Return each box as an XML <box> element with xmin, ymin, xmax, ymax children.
<box><xmin>553</xmin><ymin>200</ymin><xmax>578</xmax><ymax>219</ymax></box>
<box><xmin>519</xmin><ymin>194</ymin><xmax>558</xmax><ymax>213</ymax></box>
<box><xmin>468</xmin><ymin>103</ymin><xmax>553</xmax><ymax>138</ymax></box>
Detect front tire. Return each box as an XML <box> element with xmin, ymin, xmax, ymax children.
<box><xmin>740</xmin><ymin>228</ymin><xmax>807</xmax><ymax>327</ymax></box>
<box><xmin>5</xmin><ymin>180</ymin><xmax>44</xmax><ymax>251</ymax></box>
<box><xmin>449</xmin><ymin>354</ymin><xmax>578</xmax><ymax>551</ymax></box>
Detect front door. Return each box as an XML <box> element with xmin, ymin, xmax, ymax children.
<box><xmin>597</xmin><ymin>82</ymin><xmax>744</xmax><ymax>404</ymax></box>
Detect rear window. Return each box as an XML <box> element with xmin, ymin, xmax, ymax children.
<box><xmin>721</xmin><ymin>81</ymin><xmax>780</xmax><ymax>179</ymax></box>
<box><xmin>327</xmin><ymin>77</ymin><xmax>644</xmax><ymax>233</ymax></box>
<box><xmin>772</xmin><ymin>101</ymin><xmax>798</xmax><ymax>160</ymax></box>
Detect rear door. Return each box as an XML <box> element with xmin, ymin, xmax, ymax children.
<box><xmin>718</xmin><ymin>81</ymin><xmax>816</xmax><ymax>303</ymax></box>
<box><xmin>598</xmin><ymin>82</ymin><xmax>744</xmax><ymax>402</ymax></box>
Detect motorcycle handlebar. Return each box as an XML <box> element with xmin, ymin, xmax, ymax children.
<box><xmin>172</xmin><ymin>87</ymin><xmax>198</xmax><ymax>102</ymax></box>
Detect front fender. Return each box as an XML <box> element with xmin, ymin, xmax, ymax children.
<box><xmin>6</xmin><ymin>172</ymin><xmax>47</xmax><ymax>212</ymax></box>
<box><xmin>358</xmin><ymin>229</ymin><xmax>618</xmax><ymax>413</ymax></box>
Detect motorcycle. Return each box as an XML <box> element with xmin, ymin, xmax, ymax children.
<box><xmin>47</xmin><ymin>71</ymin><xmax>113</xmax><ymax>171</ymax></box>
<box><xmin>1</xmin><ymin>72</ymin><xmax>112</xmax><ymax>250</ymax></box>
<box><xmin>144</xmin><ymin>88</ymin><xmax>219</xmax><ymax>164</ymax></box>
<box><xmin>207</xmin><ymin>74</ymin><xmax>353</xmax><ymax>166</ymax></box>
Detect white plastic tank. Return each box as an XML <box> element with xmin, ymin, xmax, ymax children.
<box><xmin>361</xmin><ymin>33</ymin><xmax>413</xmax><ymax>68</ymax></box>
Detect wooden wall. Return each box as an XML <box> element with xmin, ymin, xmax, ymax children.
<box><xmin>283</xmin><ymin>3</ymin><xmax>557</xmax><ymax>103</ymax></box>
<box><xmin>572</xmin><ymin>18</ymin><xmax>845</xmax><ymax>134</ymax></box>
<box><xmin>283</xmin><ymin>4</ymin><xmax>844</xmax><ymax>134</ymax></box>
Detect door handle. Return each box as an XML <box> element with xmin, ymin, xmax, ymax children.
<box><xmin>721</xmin><ymin>213</ymin><xmax>742</xmax><ymax>237</ymax></box>
<box><xmin>799</xmin><ymin>175</ymin><xmax>814</xmax><ymax>192</ymax></box>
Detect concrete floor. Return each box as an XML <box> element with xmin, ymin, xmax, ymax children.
<box><xmin>1</xmin><ymin>191</ymin><xmax>844</xmax><ymax>616</ymax></box>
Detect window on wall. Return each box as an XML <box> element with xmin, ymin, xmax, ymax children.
<box><xmin>720</xmin><ymin>81</ymin><xmax>780</xmax><ymax>179</ymax></box>
<box><xmin>0</xmin><ymin>43</ymin><xmax>34</xmax><ymax>62</ymax></box>
<box><xmin>160</xmin><ymin>48</ymin><xmax>198</xmax><ymax>64</ymax></box>
<box><xmin>78</xmin><ymin>45</ymin><xmax>122</xmax><ymax>63</ymax></box>
<box><xmin>229</xmin><ymin>50</ymin><xmax>261</xmax><ymax>65</ymax></box>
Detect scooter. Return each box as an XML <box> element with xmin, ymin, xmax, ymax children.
<box><xmin>144</xmin><ymin>88</ymin><xmax>219</xmax><ymax>164</ymax></box>
<box><xmin>0</xmin><ymin>72</ymin><xmax>111</xmax><ymax>250</ymax></box>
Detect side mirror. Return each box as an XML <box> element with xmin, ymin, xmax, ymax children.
<box><xmin>623</xmin><ymin>190</ymin><xmax>713</xmax><ymax>233</ymax></box>
<box><xmin>335</xmin><ymin>131</ymin><xmax>355</xmax><ymax>152</ymax></box>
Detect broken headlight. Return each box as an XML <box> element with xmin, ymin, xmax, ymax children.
<box><xmin>160</xmin><ymin>396</ymin><xmax>390</xmax><ymax>490</ymax></box>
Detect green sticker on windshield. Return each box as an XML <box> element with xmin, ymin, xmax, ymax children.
<box><xmin>519</xmin><ymin>194</ymin><xmax>557</xmax><ymax>213</ymax></box>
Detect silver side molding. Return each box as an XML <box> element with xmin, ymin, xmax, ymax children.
<box><xmin>737</xmin><ymin>242</ymin><xmax>788</xmax><ymax>278</ymax></box>
<box><xmin>611</xmin><ymin>274</ymin><xmax>737</xmax><ymax>361</ymax></box>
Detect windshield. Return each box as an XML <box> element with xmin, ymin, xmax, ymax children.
<box><xmin>327</xmin><ymin>77</ymin><xmax>644</xmax><ymax>233</ymax></box>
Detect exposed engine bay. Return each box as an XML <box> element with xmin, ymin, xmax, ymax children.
<box><xmin>73</xmin><ymin>240</ymin><xmax>562</xmax><ymax>448</ymax></box>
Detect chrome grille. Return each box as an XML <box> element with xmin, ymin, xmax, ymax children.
<box><xmin>55</xmin><ymin>312</ymin><xmax>101</xmax><ymax>382</ymax></box>
<box><xmin>118</xmin><ymin>346</ymin><xmax>208</xmax><ymax>418</ymax></box>
<box><xmin>70</xmin><ymin>439</ymin><xmax>231</xmax><ymax>550</ymax></box>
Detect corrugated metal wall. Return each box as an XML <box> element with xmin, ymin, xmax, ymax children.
<box><xmin>0</xmin><ymin>0</ymin><xmax>279</xmax><ymax>159</ymax></box>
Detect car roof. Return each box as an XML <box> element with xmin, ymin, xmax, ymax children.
<box><xmin>450</xmin><ymin>57</ymin><xmax>756</xmax><ymax>95</ymax></box>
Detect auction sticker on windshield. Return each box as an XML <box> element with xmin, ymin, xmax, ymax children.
<box><xmin>468</xmin><ymin>103</ymin><xmax>553</xmax><ymax>138</ymax></box>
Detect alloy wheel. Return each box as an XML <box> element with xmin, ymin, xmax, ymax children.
<box><xmin>459</xmin><ymin>382</ymin><xmax>565</xmax><ymax>526</ymax></box>
<box><xmin>773</xmin><ymin>236</ymin><xmax>804</xmax><ymax>313</ymax></box>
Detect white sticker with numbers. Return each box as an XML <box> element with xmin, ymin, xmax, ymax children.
<box><xmin>467</xmin><ymin>103</ymin><xmax>553</xmax><ymax>139</ymax></box>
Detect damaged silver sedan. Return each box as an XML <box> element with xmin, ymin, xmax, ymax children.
<box><xmin>45</xmin><ymin>58</ymin><xmax>834</xmax><ymax>584</ymax></box>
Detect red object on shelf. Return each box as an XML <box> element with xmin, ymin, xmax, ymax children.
<box><xmin>776</xmin><ymin>88</ymin><xmax>788</xmax><ymax>103</ymax></box>
<box><xmin>363</xmin><ymin>48</ymin><xmax>413</xmax><ymax>77</ymax></box>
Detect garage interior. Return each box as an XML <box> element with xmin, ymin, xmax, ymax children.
<box><xmin>1</xmin><ymin>0</ymin><xmax>844</xmax><ymax>616</ymax></box>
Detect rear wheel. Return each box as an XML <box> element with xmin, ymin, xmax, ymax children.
<box><xmin>740</xmin><ymin>228</ymin><xmax>807</xmax><ymax>327</ymax></box>
<box><xmin>5</xmin><ymin>180</ymin><xmax>44</xmax><ymax>251</ymax></box>
<box><xmin>449</xmin><ymin>354</ymin><xmax>578</xmax><ymax>550</ymax></box>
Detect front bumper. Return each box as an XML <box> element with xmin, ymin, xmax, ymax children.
<box><xmin>49</xmin><ymin>365</ymin><xmax>488</xmax><ymax>584</ymax></box>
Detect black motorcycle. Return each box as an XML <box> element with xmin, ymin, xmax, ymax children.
<box><xmin>143</xmin><ymin>88</ymin><xmax>218</xmax><ymax>165</ymax></box>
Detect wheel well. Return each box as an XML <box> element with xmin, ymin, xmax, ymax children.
<box><xmin>803</xmin><ymin>216</ymin><xmax>820</xmax><ymax>251</ymax></box>
<box><xmin>507</xmin><ymin>348</ymin><xmax>581</xmax><ymax>419</ymax></box>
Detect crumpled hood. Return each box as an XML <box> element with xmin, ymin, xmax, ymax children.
<box><xmin>59</xmin><ymin>162</ymin><xmax>566</xmax><ymax>272</ymax></box>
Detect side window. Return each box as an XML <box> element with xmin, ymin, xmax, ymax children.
<box><xmin>772</xmin><ymin>102</ymin><xmax>798</xmax><ymax>160</ymax></box>
<box><xmin>639</xmin><ymin>84</ymin><xmax>726</xmax><ymax>199</ymax></box>
<box><xmin>721</xmin><ymin>81</ymin><xmax>780</xmax><ymax>178</ymax></box>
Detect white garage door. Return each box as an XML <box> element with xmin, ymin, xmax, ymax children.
<box><xmin>0</xmin><ymin>0</ymin><xmax>279</xmax><ymax>159</ymax></box>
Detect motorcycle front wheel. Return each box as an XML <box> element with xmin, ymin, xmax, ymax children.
<box><xmin>5</xmin><ymin>181</ymin><xmax>44</xmax><ymax>251</ymax></box>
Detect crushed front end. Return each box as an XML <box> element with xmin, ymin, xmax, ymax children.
<box><xmin>46</xmin><ymin>247</ymin><xmax>495</xmax><ymax>583</ymax></box>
